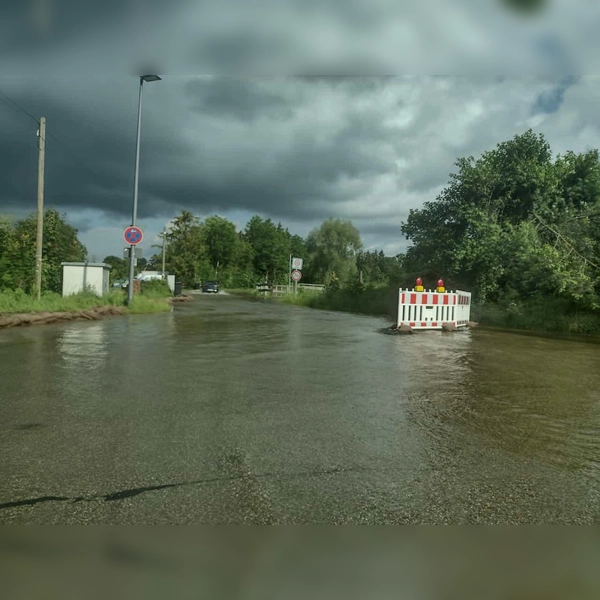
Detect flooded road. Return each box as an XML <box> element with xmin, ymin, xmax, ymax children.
<box><xmin>1</xmin><ymin>295</ymin><xmax>599</xmax><ymax>523</ymax></box>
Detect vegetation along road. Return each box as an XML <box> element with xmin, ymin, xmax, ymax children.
<box><xmin>1</xmin><ymin>294</ymin><xmax>598</xmax><ymax>524</ymax></box>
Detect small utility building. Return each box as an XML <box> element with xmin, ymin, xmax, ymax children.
<box><xmin>61</xmin><ymin>262</ymin><xmax>111</xmax><ymax>297</ymax></box>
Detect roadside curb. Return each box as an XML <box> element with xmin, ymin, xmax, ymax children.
<box><xmin>0</xmin><ymin>305</ymin><xmax>126</xmax><ymax>329</ymax></box>
<box><xmin>168</xmin><ymin>295</ymin><xmax>194</xmax><ymax>304</ymax></box>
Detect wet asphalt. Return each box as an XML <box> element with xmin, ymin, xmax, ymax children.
<box><xmin>1</xmin><ymin>294</ymin><xmax>599</xmax><ymax>523</ymax></box>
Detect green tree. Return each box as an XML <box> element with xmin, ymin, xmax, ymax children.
<box><xmin>306</xmin><ymin>218</ymin><xmax>362</xmax><ymax>285</ymax></box>
<box><xmin>356</xmin><ymin>250</ymin><xmax>389</xmax><ymax>286</ymax></box>
<box><xmin>164</xmin><ymin>211</ymin><xmax>208</xmax><ymax>287</ymax></box>
<box><xmin>0</xmin><ymin>209</ymin><xmax>86</xmax><ymax>293</ymax></box>
<box><xmin>201</xmin><ymin>215</ymin><xmax>239</xmax><ymax>280</ymax></box>
<box><xmin>401</xmin><ymin>130</ymin><xmax>600</xmax><ymax>307</ymax></box>
<box><xmin>243</xmin><ymin>216</ymin><xmax>289</xmax><ymax>283</ymax></box>
<box><xmin>136</xmin><ymin>257</ymin><xmax>148</xmax><ymax>274</ymax></box>
<box><xmin>228</xmin><ymin>235</ymin><xmax>256</xmax><ymax>288</ymax></box>
<box><xmin>103</xmin><ymin>255</ymin><xmax>128</xmax><ymax>280</ymax></box>
<box><xmin>289</xmin><ymin>234</ymin><xmax>307</xmax><ymax>261</ymax></box>
<box><xmin>0</xmin><ymin>217</ymin><xmax>14</xmax><ymax>290</ymax></box>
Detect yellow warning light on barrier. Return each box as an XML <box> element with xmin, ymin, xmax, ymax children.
<box><xmin>415</xmin><ymin>277</ymin><xmax>424</xmax><ymax>292</ymax></box>
<box><xmin>436</xmin><ymin>278</ymin><xmax>445</xmax><ymax>293</ymax></box>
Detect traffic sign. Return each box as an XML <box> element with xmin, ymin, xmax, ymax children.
<box><xmin>291</xmin><ymin>269</ymin><xmax>302</xmax><ymax>282</ymax></box>
<box><xmin>292</xmin><ymin>257</ymin><xmax>303</xmax><ymax>270</ymax></box>
<box><xmin>124</xmin><ymin>247</ymin><xmax>143</xmax><ymax>259</ymax></box>
<box><xmin>124</xmin><ymin>226</ymin><xmax>143</xmax><ymax>246</ymax></box>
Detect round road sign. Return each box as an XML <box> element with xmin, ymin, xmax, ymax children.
<box><xmin>291</xmin><ymin>269</ymin><xmax>302</xmax><ymax>282</ymax></box>
<box><xmin>124</xmin><ymin>226</ymin><xmax>143</xmax><ymax>246</ymax></box>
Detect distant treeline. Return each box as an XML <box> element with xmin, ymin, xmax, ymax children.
<box><xmin>105</xmin><ymin>214</ymin><xmax>404</xmax><ymax>290</ymax></box>
<box><xmin>2</xmin><ymin>130</ymin><xmax>598</xmax><ymax>319</ymax></box>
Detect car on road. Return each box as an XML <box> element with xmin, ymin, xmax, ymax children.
<box><xmin>202</xmin><ymin>281</ymin><xmax>219</xmax><ymax>294</ymax></box>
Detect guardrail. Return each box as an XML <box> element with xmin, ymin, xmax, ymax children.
<box><xmin>256</xmin><ymin>283</ymin><xmax>326</xmax><ymax>296</ymax></box>
<box><xmin>272</xmin><ymin>285</ymin><xmax>289</xmax><ymax>297</ymax></box>
<box><xmin>299</xmin><ymin>283</ymin><xmax>325</xmax><ymax>293</ymax></box>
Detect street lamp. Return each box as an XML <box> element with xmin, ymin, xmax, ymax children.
<box><xmin>127</xmin><ymin>73</ymin><xmax>162</xmax><ymax>305</ymax></box>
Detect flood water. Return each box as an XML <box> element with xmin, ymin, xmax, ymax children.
<box><xmin>1</xmin><ymin>295</ymin><xmax>599</xmax><ymax>523</ymax></box>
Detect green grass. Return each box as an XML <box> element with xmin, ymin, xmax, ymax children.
<box><xmin>231</xmin><ymin>286</ymin><xmax>600</xmax><ymax>336</ymax></box>
<box><xmin>0</xmin><ymin>287</ymin><xmax>171</xmax><ymax>316</ymax></box>
<box><xmin>140</xmin><ymin>279</ymin><xmax>172</xmax><ymax>299</ymax></box>
<box><xmin>231</xmin><ymin>286</ymin><xmax>396</xmax><ymax>317</ymax></box>
<box><xmin>128</xmin><ymin>295</ymin><xmax>171</xmax><ymax>314</ymax></box>
<box><xmin>0</xmin><ymin>289</ymin><xmax>126</xmax><ymax>314</ymax></box>
<box><xmin>472</xmin><ymin>299</ymin><xmax>600</xmax><ymax>336</ymax></box>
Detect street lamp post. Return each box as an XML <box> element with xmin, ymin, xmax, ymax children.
<box><xmin>127</xmin><ymin>74</ymin><xmax>161</xmax><ymax>305</ymax></box>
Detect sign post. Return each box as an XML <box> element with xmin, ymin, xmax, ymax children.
<box><xmin>124</xmin><ymin>226</ymin><xmax>143</xmax><ymax>301</ymax></box>
<box><xmin>291</xmin><ymin>269</ymin><xmax>301</xmax><ymax>294</ymax></box>
<box><xmin>290</xmin><ymin>257</ymin><xmax>303</xmax><ymax>296</ymax></box>
<box><xmin>292</xmin><ymin>257</ymin><xmax>303</xmax><ymax>270</ymax></box>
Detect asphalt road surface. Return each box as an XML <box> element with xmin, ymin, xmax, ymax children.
<box><xmin>1</xmin><ymin>295</ymin><xmax>599</xmax><ymax>523</ymax></box>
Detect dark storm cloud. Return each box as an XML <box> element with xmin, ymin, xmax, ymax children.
<box><xmin>532</xmin><ymin>75</ymin><xmax>577</xmax><ymax>115</ymax></box>
<box><xmin>185</xmin><ymin>78</ymin><xmax>293</xmax><ymax>122</ymax></box>
<box><xmin>194</xmin><ymin>32</ymin><xmax>294</xmax><ymax>73</ymax></box>
<box><xmin>2</xmin><ymin>0</ymin><xmax>596</xmax><ymax>261</ymax></box>
<box><xmin>0</xmin><ymin>71</ymin><xmax>399</xmax><ymax>226</ymax></box>
<box><xmin>0</xmin><ymin>0</ymin><xmax>131</xmax><ymax>55</ymax></box>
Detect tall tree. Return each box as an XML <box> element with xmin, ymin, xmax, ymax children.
<box><xmin>201</xmin><ymin>215</ymin><xmax>239</xmax><ymax>279</ymax></box>
<box><xmin>401</xmin><ymin>130</ymin><xmax>600</xmax><ymax>307</ymax></box>
<box><xmin>306</xmin><ymin>218</ymin><xmax>362</xmax><ymax>285</ymax></box>
<box><xmin>228</xmin><ymin>234</ymin><xmax>256</xmax><ymax>288</ymax></box>
<box><xmin>164</xmin><ymin>211</ymin><xmax>208</xmax><ymax>287</ymax></box>
<box><xmin>0</xmin><ymin>209</ymin><xmax>86</xmax><ymax>293</ymax></box>
<box><xmin>243</xmin><ymin>216</ymin><xmax>289</xmax><ymax>283</ymax></box>
<box><xmin>0</xmin><ymin>217</ymin><xmax>14</xmax><ymax>290</ymax></box>
<box><xmin>103</xmin><ymin>255</ymin><xmax>128</xmax><ymax>280</ymax></box>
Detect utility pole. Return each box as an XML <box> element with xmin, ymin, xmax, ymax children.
<box><xmin>34</xmin><ymin>117</ymin><xmax>46</xmax><ymax>301</ymax></box>
<box><xmin>161</xmin><ymin>227</ymin><xmax>166</xmax><ymax>276</ymax></box>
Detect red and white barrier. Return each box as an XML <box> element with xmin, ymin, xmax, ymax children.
<box><xmin>397</xmin><ymin>289</ymin><xmax>471</xmax><ymax>330</ymax></box>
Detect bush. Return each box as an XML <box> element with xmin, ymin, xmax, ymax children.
<box><xmin>472</xmin><ymin>298</ymin><xmax>600</xmax><ymax>335</ymax></box>
<box><xmin>140</xmin><ymin>279</ymin><xmax>171</xmax><ymax>298</ymax></box>
<box><xmin>128</xmin><ymin>296</ymin><xmax>171</xmax><ymax>314</ymax></box>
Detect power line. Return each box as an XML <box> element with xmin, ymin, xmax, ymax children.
<box><xmin>0</xmin><ymin>87</ymin><xmax>113</xmax><ymax>190</ymax></box>
<box><xmin>0</xmin><ymin>89</ymin><xmax>40</xmax><ymax>126</ymax></box>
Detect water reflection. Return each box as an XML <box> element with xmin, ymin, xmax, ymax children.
<box><xmin>58</xmin><ymin>323</ymin><xmax>108</xmax><ymax>370</ymax></box>
<box><xmin>2</xmin><ymin>297</ymin><xmax>600</xmax><ymax>524</ymax></box>
<box><xmin>397</xmin><ymin>328</ymin><xmax>600</xmax><ymax>479</ymax></box>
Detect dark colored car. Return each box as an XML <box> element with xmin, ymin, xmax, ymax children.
<box><xmin>202</xmin><ymin>281</ymin><xmax>219</xmax><ymax>294</ymax></box>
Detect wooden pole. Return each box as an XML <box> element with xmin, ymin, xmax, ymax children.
<box><xmin>34</xmin><ymin>117</ymin><xmax>46</xmax><ymax>301</ymax></box>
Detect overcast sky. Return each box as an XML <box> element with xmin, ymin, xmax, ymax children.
<box><xmin>1</xmin><ymin>0</ymin><xmax>599</xmax><ymax>260</ymax></box>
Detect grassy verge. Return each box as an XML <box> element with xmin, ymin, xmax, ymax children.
<box><xmin>229</xmin><ymin>286</ymin><xmax>395</xmax><ymax>317</ymax></box>
<box><xmin>128</xmin><ymin>296</ymin><xmax>171</xmax><ymax>314</ymax></box>
<box><xmin>230</xmin><ymin>286</ymin><xmax>600</xmax><ymax>336</ymax></box>
<box><xmin>471</xmin><ymin>299</ymin><xmax>600</xmax><ymax>336</ymax></box>
<box><xmin>131</xmin><ymin>279</ymin><xmax>172</xmax><ymax>313</ymax></box>
<box><xmin>0</xmin><ymin>283</ymin><xmax>172</xmax><ymax>316</ymax></box>
<box><xmin>277</xmin><ymin>287</ymin><xmax>393</xmax><ymax>316</ymax></box>
<box><xmin>0</xmin><ymin>290</ymin><xmax>126</xmax><ymax>314</ymax></box>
